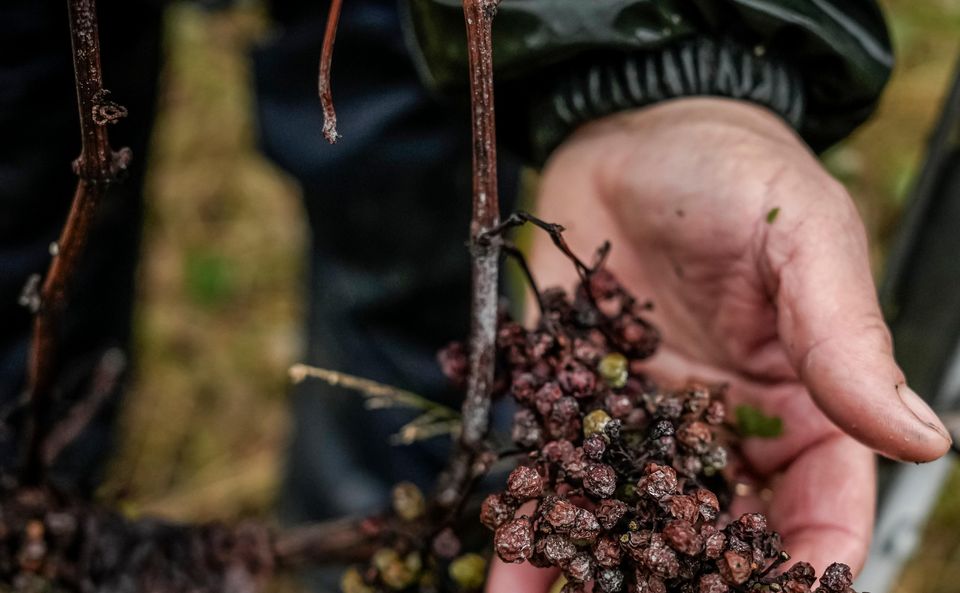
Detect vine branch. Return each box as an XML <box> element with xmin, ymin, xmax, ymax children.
<box><xmin>289</xmin><ymin>363</ymin><xmax>459</xmax><ymax>417</ymax></box>
<box><xmin>318</xmin><ymin>0</ymin><xmax>344</xmax><ymax>143</ymax></box>
<box><xmin>21</xmin><ymin>0</ymin><xmax>130</xmax><ymax>481</ymax></box>
<box><xmin>272</xmin><ymin>516</ymin><xmax>384</xmax><ymax>566</ymax></box>
<box><xmin>433</xmin><ymin>0</ymin><xmax>502</xmax><ymax>512</ymax></box>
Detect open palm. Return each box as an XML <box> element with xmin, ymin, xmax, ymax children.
<box><xmin>488</xmin><ymin>99</ymin><xmax>951</xmax><ymax>592</ymax></box>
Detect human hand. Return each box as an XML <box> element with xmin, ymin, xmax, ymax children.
<box><xmin>487</xmin><ymin>98</ymin><xmax>952</xmax><ymax>591</ymax></box>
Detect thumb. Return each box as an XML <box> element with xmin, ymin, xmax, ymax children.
<box><xmin>768</xmin><ymin>197</ymin><xmax>952</xmax><ymax>462</ymax></box>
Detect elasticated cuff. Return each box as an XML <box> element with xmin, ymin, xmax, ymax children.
<box><xmin>529</xmin><ymin>38</ymin><xmax>806</xmax><ymax>165</ymax></box>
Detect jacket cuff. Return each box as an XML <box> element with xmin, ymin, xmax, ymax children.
<box><xmin>528</xmin><ymin>38</ymin><xmax>806</xmax><ymax>165</ymax></box>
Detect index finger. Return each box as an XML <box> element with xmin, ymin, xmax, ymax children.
<box><xmin>731</xmin><ymin>379</ymin><xmax>876</xmax><ymax>573</ymax></box>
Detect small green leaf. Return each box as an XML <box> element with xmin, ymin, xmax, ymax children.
<box><xmin>766</xmin><ymin>207</ymin><xmax>781</xmax><ymax>224</ymax></box>
<box><xmin>735</xmin><ymin>404</ymin><xmax>784</xmax><ymax>438</ymax></box>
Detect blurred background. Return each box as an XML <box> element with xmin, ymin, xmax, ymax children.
<box><xmin>95</xmin><ymin>1</ymin><xmax>960</xmax><ymax>591</ymax></box>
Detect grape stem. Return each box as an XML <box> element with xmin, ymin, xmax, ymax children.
<box><xmin>483</xmin><ymin>211</ymin><xmax>611</xmax><ymax>285</ymax></box>
<box><xmin>502</xmin><ymin>242</ymin><xmax>545</xmax><ymax>316</ymax></box>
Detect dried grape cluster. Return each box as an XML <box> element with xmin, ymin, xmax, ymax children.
<box><xmin>463</xmin><ymin>269</ymin><xmax>858</xmax><ymax>593</ymax></box>
<box><xmin>0</xmin><ymin>482</ymin><xmax>274</xmax><ymax>593</ymax></box>
<box><xmin>340</xmin><ymin>481</ymin><xmax>493</xmax><ymax>593</ymax></box>
<box><xmin>344</xmin><ymin>267</ymin><xmax>860</xmax><ymax>593</ymax></box>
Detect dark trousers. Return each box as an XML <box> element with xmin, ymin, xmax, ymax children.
<box><xmin>254</xmin><ymin>0</ymin><xmax>522</xmax><ymax>522</ymax></box>
<box><xmin>0</xmin><ymin>0</ymin><xmax>520</xmax><ymax>522</ymax></box>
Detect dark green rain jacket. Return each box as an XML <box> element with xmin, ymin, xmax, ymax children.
<box><xmin>403</xmin><ymin>0</ymin><xmax>893</xmax><ymax>163</ymax></box>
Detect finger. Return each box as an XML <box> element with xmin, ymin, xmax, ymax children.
<box><xmin>766</xmin><ymin>194</ymin><xmax>952</xmax><ymax>461</ymax></box>
<box><xmin>764</xmin><ymin>433</ymin><xmax>876</xmax><ymax>574</ymax></box>
<box><xmin>485</xmin><ymin>557</ymin><xmax>560</xmax><ymax>593</ymax></box>
<box><xmin>733</xmin><ymin>380</ymin><xmax>848</xmax><ymax>476</ymax></box>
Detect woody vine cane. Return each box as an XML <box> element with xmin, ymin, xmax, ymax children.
<box><xmin>21</xmin><ymin>0</ymin><xmax>131</xmax><ymax>482</ymax></box>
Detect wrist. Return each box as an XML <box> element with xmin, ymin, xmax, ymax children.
<box><xmin>549</xmin><ymin>97</ymin><xmax>810</xmax><ymax>176</ymax></box>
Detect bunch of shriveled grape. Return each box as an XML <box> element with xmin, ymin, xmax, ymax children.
<box><xmin>345</xmin><ymin>268</ymin><xmax>858</xmax><ymax>593</ymax></box>
<box><xmin>477</xmin><ymin>269</ymin><xmax>856</xmax><ymax>593</ymax></box>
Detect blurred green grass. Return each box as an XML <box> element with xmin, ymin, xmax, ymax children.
<box><xmin>100</xmin><ymin>1</ymin><xmax>960</xmax><ymax>591</ymax></box>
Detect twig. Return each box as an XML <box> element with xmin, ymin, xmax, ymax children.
<box><xmin>21</xmin><ymin>0</ymin><xmax>130</xmax><ymax>482</ymax></box>
<box><xmin>42</xmin><ymin>348</ymin><xmax>126</xmax><ymax>467</ymax></box>
<box><xmin>502</xmin><ymin>242</ymin><xmax>544</xmax><ymax>316</ymax></box>
<box><xmin>485</xmin><ymin>211</ymin><xmax>617</xmax><ymax>328</ymax></box>
<box><xmin>318</xmin><ymin>0</ymin><xmax>344</xmax><ymax>143</ymax></box>
<box><xmin>289</xmin><ymin>363</ymin><xmax>459</xmax><ymax>417</ymax></box>
<box><xmin>272</xmin><ymin>516</ymin><xmax>385</xmax><ymax>566</ymax></box>
<box><xmin>392</xmin><ymin>409</ymin><xmax>462</xmax><ymax>445</ymax></box>
<box><xmin>483</xmin><ymin>211</ymin><xmax>610</xmax><ymax>283</ymax></box>
<box><xmin>433</xmin><ymin>0</ymin><xmax>502</xmax><ymax>512</ymax></box>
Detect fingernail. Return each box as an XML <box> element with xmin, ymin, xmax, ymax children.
<box><xmin>897</xmin><ymin>384</ymin><xmax>953</xmax><ymax>444</ymax></box>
